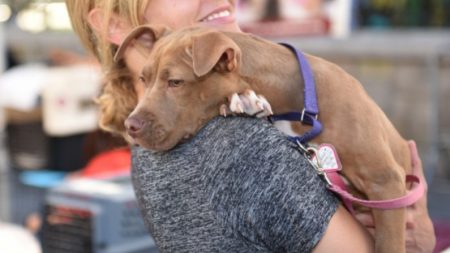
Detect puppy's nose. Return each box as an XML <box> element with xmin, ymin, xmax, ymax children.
<box><xmin>125</xmin><ymin>116</ymin><xmax>145</xmax><ymax>137</ymax></box>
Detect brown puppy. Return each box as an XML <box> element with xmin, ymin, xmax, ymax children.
<box><xmin>116</xmin><ymin>25</ymin><xmax>418</xmax><ymax>253</ymax></box>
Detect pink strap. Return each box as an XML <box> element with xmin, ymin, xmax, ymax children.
<box><xmin>325</xmin><ymin>170</ymin><xmax>425</xmax><ymax>214</ymax></box>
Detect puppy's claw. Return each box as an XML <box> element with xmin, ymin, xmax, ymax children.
<box><xmin>258</xmin><ymin>96</ymin><xmax>273</xmax><ymax>117</ymax></box>
<box><xmin>237</xmin><ymin>103</ymin><xmax>244</xmax><ymax>114</ymax></box>
<box><xmin>220</xmin><ymin>104</ymin><xmax>229</xmax><ymax>117</ymax></box>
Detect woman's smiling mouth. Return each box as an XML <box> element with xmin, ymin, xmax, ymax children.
<box><xmin>201</xmin><ymin>10</ymin><xmax>231</xmax><ymax>22</ymax></box>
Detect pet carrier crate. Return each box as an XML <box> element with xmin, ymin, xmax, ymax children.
<box><xmin>41</xmin><ymin>174</ymin><xmax>158</xmax><ymax>253</ymax></box>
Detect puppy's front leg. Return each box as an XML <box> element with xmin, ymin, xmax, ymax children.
<box><xmin>360</xmin><ymin>166</ymin><xmax>407</xmax><ymax>253</ymax></box>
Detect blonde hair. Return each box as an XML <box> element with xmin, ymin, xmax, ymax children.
<box><xmin>65</xmin><ymin>0</ymin><xmax>149</xmax><ymax>137</ymax></box>
<box><xmin>66</xmin><ymin>0</ymin><xmax>148</xmax><ymax>67</ymax></box>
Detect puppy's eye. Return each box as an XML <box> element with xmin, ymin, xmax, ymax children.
<box><xmin>168</xmin><ymin>79</ymin><xmax>184</xmax><ymax>88</ymax></box>
<box><xmin>138</xmin><ymin>76</ymin><xmax>146</xmax><ymax>83</ymax></box>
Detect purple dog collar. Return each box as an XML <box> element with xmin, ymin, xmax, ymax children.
<box><xmin>269</xmin><ymin>43</ymin><xmax>322</xmax><ymax>144</ymax></box>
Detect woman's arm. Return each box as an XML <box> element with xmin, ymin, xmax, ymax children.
<box><xmin>313</xmin><ymin>205</ymin><xmax>374</xmax><ymax>253</ymax></box>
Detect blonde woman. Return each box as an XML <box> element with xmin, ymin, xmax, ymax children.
<box><xmin>65</xmin><ymin>1</ymin><xmax>434</xmax><ymax>252</ymax></box>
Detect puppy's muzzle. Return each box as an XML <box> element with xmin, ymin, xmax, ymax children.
<box><xmin>125</xmin><ymin>116</ymin><xmax>145</xmax><ymax>138</ymax></box>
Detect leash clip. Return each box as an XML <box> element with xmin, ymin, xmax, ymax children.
<box><xmin>295</xmin><ymin>140</ymin><xmax>315</xmax><ymax>159</ymax></box>
<box><xmin>295</xmin><ymin>140</ymin><xmax>333</xmax><ymax>186</ymax></box>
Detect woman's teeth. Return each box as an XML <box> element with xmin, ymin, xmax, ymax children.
<box><xmin>202</xmin><ymin>10</ymin><xmax>230</xmax><ymax>22</ymax></box>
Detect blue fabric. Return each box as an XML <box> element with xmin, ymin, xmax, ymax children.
<box><xmin>19</xmin><ymin>171</ymin><xmax>67</xmax><ymax>188</ymax></box>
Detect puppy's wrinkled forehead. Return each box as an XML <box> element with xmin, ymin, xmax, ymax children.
<box><xmin>144</xmin><ymin>28</ymin><xmax>207</xmax><ymax>74</ymax></box>
<box><xmin>155</xmin><ymin>33</ymin><xmax>193</xmax><ymax>59</ymax></box>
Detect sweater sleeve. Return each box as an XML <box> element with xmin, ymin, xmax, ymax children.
<box><xmin>196</xmin><ymin>117</ymin><xmax>340</xmax><ymax>252</ymax></box>
<box><xmin>131</xmin><ymin>117</ymin><xmax>339</xmax><ymax>253</ymax></box>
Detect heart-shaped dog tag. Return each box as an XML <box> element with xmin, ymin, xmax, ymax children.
<box><xmin>314</xmin><ymin>143</ymin><xmax>342</xmax><ymax>172</ymax></box>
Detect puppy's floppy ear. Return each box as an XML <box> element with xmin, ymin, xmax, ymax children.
<box><xmin>192</xmin><ymin>31</ymin><xmax>241</xmax><ymax>77</ymax></box>
<box><xmin>114</xmin><ymin>24</ymin><xmax>171</xmax><ymax>62</ymax></box>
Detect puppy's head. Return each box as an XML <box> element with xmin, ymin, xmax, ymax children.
<box><xmin>121</xmin><ymin>26</ymin><xmax>245</xmax><ymax>151</ymax></box>
<box><xmin>96</xmin><ymin>25</ymin><xmax>170</xmax><ymax>142</ymax></box>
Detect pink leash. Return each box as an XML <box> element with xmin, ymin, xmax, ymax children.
<box><xmin>324</xmin><ymin>168</ymin><xmax>425</xmax><ymax>214</ymax></box>
<box><xmin>298</xmin><ymin>143</ymin><xmax>425</xmax><ymax>213</ymax></box>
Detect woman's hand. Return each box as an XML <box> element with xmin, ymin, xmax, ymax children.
<box><xmin>355</xmin><ymin>140</ymin><xmax>436</xmax><ymax>253</ymax></box>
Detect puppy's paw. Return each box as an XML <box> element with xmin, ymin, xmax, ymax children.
<box><xmin>227</xmin><ymin>90</ymin><xmax>273</xmax><ymax>117</ymax></box>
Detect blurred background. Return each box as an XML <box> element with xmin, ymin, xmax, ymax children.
<box><xmin>0</xmin><ymin>0</ymin><xmax>449</xmax><ymax>252</ymax></box>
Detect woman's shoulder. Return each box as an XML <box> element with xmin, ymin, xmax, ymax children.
<box><xmin>193</xmin><ymin>116</ymin><xmax>297</xmax><ymax>151</ymax></box>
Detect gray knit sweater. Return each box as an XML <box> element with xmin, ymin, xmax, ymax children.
<box><xmin>131</xmin><ymin>117</ymin><xmax>339</xmax><ymax>253</ymax></box>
